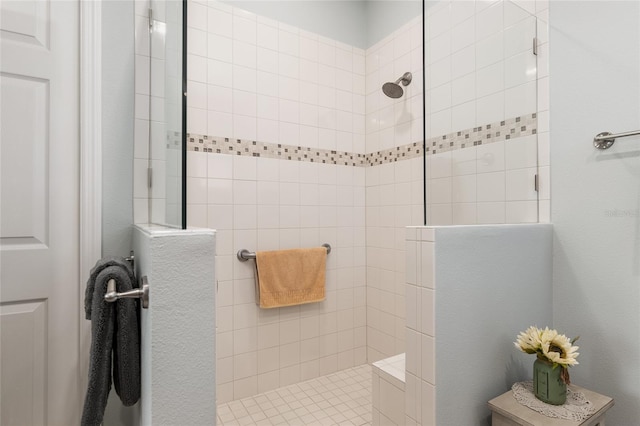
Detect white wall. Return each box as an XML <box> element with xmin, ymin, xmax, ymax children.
<box><xmin>102</xmin><ymin>0</ymin><xmax>134</xmax><ymax>256</ymax></box>
<box><xmin>550</xmin><ymin>1</ymin><xmax>640</xmax><ymax>424</ymax></box>
<box><xmin>221</xmin><ymin>1</ymin><xmax>368</xmax><ymax>48</ymax></box>
<box><xmin>365</xmin><ymin>0</ymin><xmax>422</xmax><ymax>48</ymax></box>
<box><xmin>219</xmin><ymin>0</ymin><xmax>423</xmax><ymax>50</ymax></box>
<box><xmin>405</xmin><ymin>224</ymin><xmax>553</xmax><ymax>425</ymax></box>
<box><xmin>101</xmin><ymin>2</ymin><xmax>136</xmax><ymax>424</ymax></box>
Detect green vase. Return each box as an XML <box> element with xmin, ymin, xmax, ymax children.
<box><xmin>533</xmin><ymin>358</ymin><xmax>567</xmax><ymax>405</ymax></box>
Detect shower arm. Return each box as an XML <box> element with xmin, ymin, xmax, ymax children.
<box><xmin>395</xmin><ymin>72</ymin><xmax>412</xmax><ymax>86</ymax></box>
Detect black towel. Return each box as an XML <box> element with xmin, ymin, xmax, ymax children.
<box><xmin>81</xmin><ymin>261</ymin><xmax>140</xmax><ymax>426</ymax></box>
<box><xmin>84</xmin><ymin>256</ymin><xmax>134</xmax><ymax>320</ymax></box>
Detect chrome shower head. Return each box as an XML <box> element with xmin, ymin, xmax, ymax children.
<box><xmin>382</xmin><ymin>72</ymin><xmax>413</xmax><ymax>98</ymax></box>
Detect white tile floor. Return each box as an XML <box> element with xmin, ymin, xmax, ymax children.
<box><xmin>217</xmin><ymin>364</ymin><xmax>372</xmax><ymax>426</ymax></box>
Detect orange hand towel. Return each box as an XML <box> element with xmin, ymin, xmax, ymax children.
<box><xmin>255</xmin><ymin>247</ymin><xmax>326</xmax><ymax>308</ymax></box>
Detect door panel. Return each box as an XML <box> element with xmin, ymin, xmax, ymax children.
<box><xmin>0</xmin><ymin>301</ymin><xmax>47</xmax><ymax>425</ymax></box>
<box><xmin>0</xmin><ymin>73</ymin><xmax>49</xmax><ymax>248</ymax></box>
<box><xmin>0</xmin><ymin>0</ymin><xmax>49</xmax><ymax>48</ymax></box>
<box><xmin>0</xmin><ymin>1</ymin><xmax>81</xmax><ymax>424</ymax></box>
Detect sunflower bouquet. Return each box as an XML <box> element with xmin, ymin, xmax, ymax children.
<box><xmin>514</xmin><ymin>326</ymin><xmax>580</xmax><ymax>384</ymax></box>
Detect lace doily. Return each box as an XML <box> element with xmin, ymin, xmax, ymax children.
<box><xmin>512</xmin><ymin>381</ymin><xmax>596</xmax><ymax>422</ymax></box>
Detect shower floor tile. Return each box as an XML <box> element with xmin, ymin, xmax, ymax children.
<box><xmin>217</xmin><ymin>364</ymin><xmax>372</xmax><ymax>426</ymax></box>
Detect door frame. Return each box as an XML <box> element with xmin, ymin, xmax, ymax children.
<box><xmin>79</xmin><ymin>0</ymin><xmax>102</xmax><ymax>412</ymax></box>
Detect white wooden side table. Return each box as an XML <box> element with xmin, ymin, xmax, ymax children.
<box><xmin>488</xmin><ymin>385</ymin><xmax>614</xmax><ymax>426</ymax></box>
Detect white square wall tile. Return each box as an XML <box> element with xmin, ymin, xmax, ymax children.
<box><xmin>420</xmin><ymin>228</ymin><xmax>434</xmax><ymax>242</ymax></box>
<box><xmin>452</xmin><ymin>101</ymin><xmax>476</xmax><ymax>131</ymax></box>
<box><xmin>208</xmin><ymin>7</ymin><xmax>232</xmax><ymax>38</ymax></box>
<box><xmin>207</xmin><ymin>33</ymin><xmax>232</xmax><ymax>62</ymax></box>
<box><xmin>476</xmin><ymin>62</ymin><xmax>504</xmax><ymax>98</ymax></box>
<box><xmin>233</xmin><ymin>15</ymin><xmax>257</xmax><ymax>45</ymax></box>
<box><xmin>233</xmin><ymin>115</ymin><xmax>257</xmax><ymax>140</ymax></box>
<box><xmin>187</xmin><ymin>177</ymin><xmax>207</xmax><ymax>204</ymax></box>
<box><xmin>506</xmin><ymin>168</ymin><xmax>537</xmax><ymax>201</ymax></box>
<box><xmin>451</xmin><ymin>45</ymin><xmax>475</xmax><ymax>80</ymax></box>
<box><xmin>379</xmin><ymin>378</ymin><xmax>406</xmax><ymax>425</ymax></box>
<box><xmin>504</xmin><ymin>16</ymin><xmax>536</xmax><ymax>58</ymax></box>
<box><xmin>208</xmin><ymin>59</ymin><xmax>233</xmax><ymax>87</ymax></box>
<box><xmin>420</xmin><ymin>242</ymin><xmax>434</xmax><ymax>289</ymax></box>
<box><xmin>208</xmin><ymin>178</ymin><xmax>233</xmax><ymax>205</ymax></box>
<box><xmin>476</xmin><ymin>32</ymin><xmax>504</xmax><ymax>69</ymax></box>
<box><xmin>420</xmin><ymin>288</ymin><xmax>435</xmax><ymax>337</ymax></box>
<box><xmin>477</xmin><ymin>202</ymin><xmax>506</xmax><ymax>224</ymax></box>
<box><xmin>476</xmin><ymin>1</ymin><xmax>503</xmax><ymax>40</ymax></box>
<box><xmin>421</xmin><ymin>334</ymin><xmax>435</xmax><ymax>385</ymax></box>
<box><xmin>476</xmin><ymin>141</ymin><xmax>505</xmax><ymax>173</ymax></box>
<box><xmin>421</xmin><ymin>380</ymin><xmax>436</xmax><ymax>426</ymax></box>
<box><xmin>188</xmin><ymin>27</ymin><xmax>207</xmax><ymax>57</ymax></box>
<box><xmin>505</xmin><ymin>81</ymin><xmax>537</xmax><ymax>118</ymax></box>
<box><xmin>405</xmin><ymin>284</ymin><xmax>418</xmax><ymax>330</ymax></box>
<box><xmin>506</xmin><ymin>200</ymin><xmax>538</xmax><ymax>223</ymax></box>
<box><xmin>505</xmin><ymin>51</ymin><xmax>536</xmax><ymax>89</ymax></box>
<box><xmin>452</xmin><ymin>73</ymin><xmax>475</xmax><ymax>106</ymax></box>
<box><xmin>430</xmin><ymin>203</ymin><xmax>452</xmax><ymax>226</ymax></box>
<box><xmin>233</xmin><ymin>90</ymin><xmax>257</xmax><ymax>117</ymax></box>
<box><xmin>477</xmin><ymin>171</ymin><xmax>506</xmax><ymax>202</ymax></box>
<box><xmin>452</xmin><ymin>203</ymin><xmax>477</xmax><ymax>224</ymax></box>
<box><xmin>405</xmin><ymin>241</ymin><xmax>418</xmax><ymax>285</ymax></box>
<box><xmin>505</xmin><ymin>135</ymin><xmax>537</xmax><ymax>169</ymax></box>
<box><xmin>208</xmin><ymin>85</ymin><xmax>233</xmax><ymax>113</ymax></box>
<box><xmin>233</xmin><ymin>41</ymin><xmax>257</xmax><ymax>69</ymax></box>
<box><xmin>430</xmin><ymin>151</ymin><xmax>452</xmax><ymax>178</ymax></box>
<box><xmin>208</xmin><ymin>110</ymin><xmax>233</xmax><ymax>136</ymax></box>
<box><xmin>476</xmin><ymin>91</ymin><xmax>504</xmax><ymax>126</ymax></box>
<box><xmin>452</xmin><ymin>175</ymin><xmax>476</xmax><ymax>203</ymax></box>
<box><xmin>279</xmin><ymin>29</ymin><xmax>300</xmax><ymax>56</ymax></box>
<box><xmin>430</xmin><ymin>178</ymin><xmax>452</xmax><ymax>204</ymax></box>
<box><xmin>452</xmin><ymin>146</ymin><xmax>476</xmax><ymax>176</ymax></box>
<box><xmin>300</xmin><ymin>37</ymin><xmax>318</xmax><ymax>61</ymax></box>
<box><xmin>257</xmin><ymin>23</ymin><xmax>278</xmax><ymax>50</ymax></box>
<box><xmin>452</xmin><ymin>17</ymin><xmax>475</xmax><ymax>52</ymax></box>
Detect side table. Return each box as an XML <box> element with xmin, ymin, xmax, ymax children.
<box><xmin>488</xmin><ymin>385</ymin><xmax>614</xmax><ymax>426</ymax></box>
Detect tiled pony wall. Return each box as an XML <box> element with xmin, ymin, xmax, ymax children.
<box><xmin>184</xmin><ymin>0</ymin><xmax>423</xmax><ymax>402</ymax></box>
<box><xmin>424</xmin><ymin>0</ymin><xmax>549</xmax><ymax>225</ymax></box>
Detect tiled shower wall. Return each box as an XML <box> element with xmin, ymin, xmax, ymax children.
<box><xmin>364</xmin><ymin>17</ymin><xmax>424</xmax><ymax>363</ymax></box>
<box><xmin>185</xmin><ymin>0</ymin><xmax>370</xmax><ymax>403</ymax></box>
<box><xmin>423</xmin><ymin>0</ymin><xmax>550</xmax><ymax>225</ymax></box>
<box><xmin>181</xmin><ymin>0</ymin><xmax>548</xmax><ymax>404</ymax></box>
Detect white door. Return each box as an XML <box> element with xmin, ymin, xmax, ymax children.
<box><xmin>0</xmin><ymin>1</ymin><xmax>81</xmax><ymax>424</ymax></box>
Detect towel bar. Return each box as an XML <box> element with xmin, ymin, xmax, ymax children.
<box><xmin>594</xmin><ymin>129</ymin><xmax>640</xmax><ymax>149</ymax></box>
<box><xmin>237</xmin><ymin>243</ymin><xmax>331</xmax><ymax>262</ymax></box>
<box><xmin>104</xmin><ymin>276</ymin><xmax>150</xmax><ymax>309</ymax></box>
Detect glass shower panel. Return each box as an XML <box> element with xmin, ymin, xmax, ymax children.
<box><xmin>149</xmin><ymin>0</ymin><xmax>185</xmax><ymax>228</ymax></box>
<box><xmin>424</xmin><ymin>0</ymin><xmax>540</xmax><ymax>225</ymax></box>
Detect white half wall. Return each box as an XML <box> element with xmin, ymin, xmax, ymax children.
<box><xmin>133</xmin><ymin>226</ymin><xmax>216</xmax><ymax>425</ymax></box>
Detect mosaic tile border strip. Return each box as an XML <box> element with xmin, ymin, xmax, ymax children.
<box><xmin>425</xmin><ymin>113</ymin><xmax>537</xmax><ymax>155</ymax></box>
<box><xmin>186</xmin><ymin>135</ymin><xmax>368</xmax><ymax>166</ymax></box>
<box><xmin>186</xmin><ymin>113</ymin><xmax>536</xmax><ymax>167</ymax></box>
